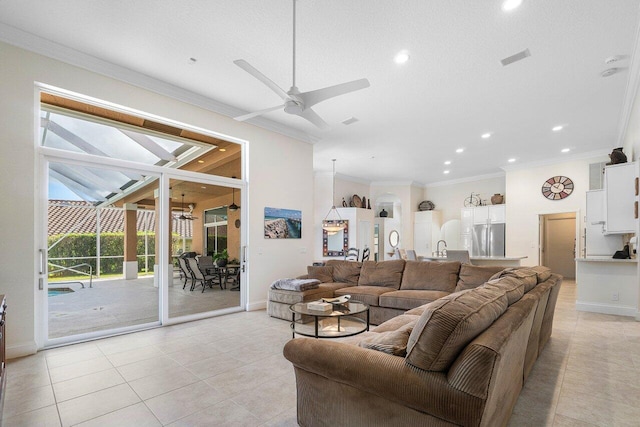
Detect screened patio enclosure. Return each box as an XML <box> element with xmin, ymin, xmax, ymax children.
<box><xmin>40</xmin><ymin>93</ymin><xmax>245</xmax><ymax>342</ymax></box>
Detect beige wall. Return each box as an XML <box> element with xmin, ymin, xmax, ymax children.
<box><xmin>425</xmin><ymin>175</ymin><xmax>506</xmax><ymax>223</ymax></box>
<box><xmin>505</xmin><ymin>154</ymin><xmax>608</xmax><ymax>266</ymax></box>
<box><xmin>0</xmin><ymin>42</ymin><xmax>314</xmax><ymax>357</ymax></box>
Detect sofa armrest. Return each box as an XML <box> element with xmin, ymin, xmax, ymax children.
<box><xmin>284</xmin><ymin>338</ymin><xmax>484</xmax><ymax>424</ymax></box>
<box><xmin>295</xmin><ymin>274</ymin><xmax>309</xmax><ymax>279</ymax></box>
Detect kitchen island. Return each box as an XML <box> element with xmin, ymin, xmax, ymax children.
<box><xmin>575</xmin><ymin>257</ymin><xmax>638</xmax><ymax>318</ymax></box>
<box><xmin>419</xmin><ymin>256</ymin><xmax>527</xmax><ymax>267</ymax></box>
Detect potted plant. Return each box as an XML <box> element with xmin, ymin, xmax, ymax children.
<box><xmin>213</xmin><ymin>249</ymin><xmax>229</xmax><ymax>267</ymax></box>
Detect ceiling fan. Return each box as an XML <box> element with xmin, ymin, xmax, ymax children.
<box><xmin>233</xmin><ymin>0</ymin><xmax>370</xmax><ymax>130</ymax></box>
<box><xmin>175</xmin><ymin>194</ymin><xmax>198</xmax><ymax>221</ymax></box>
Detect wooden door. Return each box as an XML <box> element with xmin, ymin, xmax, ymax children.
<box><xmin>541</xmin><ymin>213</ymin><xmax>576</xmax><ymax>279</ymax></box>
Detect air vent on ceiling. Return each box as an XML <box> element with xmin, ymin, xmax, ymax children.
<box><xmin>501</xmin><ymin>48</ymin><xmax>531</xmax><ymax>66</ymax></box>
<box><xmin>342</xmin><ymin>117</ymin><xmax>359</xmax><ymax>125</ymax></box>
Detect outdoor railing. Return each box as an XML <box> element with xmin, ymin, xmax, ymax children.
<box><xmin>48</xmin><ymin>262</ymin><xmax>94</xmax><ymax>288</ymax></box>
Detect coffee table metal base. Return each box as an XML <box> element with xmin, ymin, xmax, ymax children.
<box><xmin>289</xmin><ymin>301</ymin><xmax>370</xmax><ymax>339</ymax></box>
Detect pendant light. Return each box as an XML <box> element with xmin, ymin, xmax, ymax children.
<box><xmin>322</xmin><ymin>159</ymin><xmax>346</xmax><ymax>234</ymax></box>
<box><xmin>229</xmin><ymin>188</ymin><xmax>239</xmax><ymax>211</ymax></box>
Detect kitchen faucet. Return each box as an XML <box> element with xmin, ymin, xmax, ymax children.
<box><xmin>436</xmin><ymin>240</ymin><xmax>447</xmax><ymax>257</ymax></box>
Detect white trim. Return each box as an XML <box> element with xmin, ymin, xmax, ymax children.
<box><xmin>7</xmin><ymin>341</ymin><xmax>39</xmax><ymax>359</ymax></box>
<box><xmin>0</xmin><ymin>24</ymin><xmax>318</xmax><ymax>144</ymax></box>
<box><xmin>246</xmin><ymin>300</ymin><xmax>267</xmax><ymax>311</ymax></box>
<box><xmin>576</xmin><ymin>301</ymin><xmax>637</xmax><ymax>318</ymax></box>
<box><xmin>424</xmin><ymin>172</ymin><xmax>505</xmax><ymax>188</ymax></box>
<box><xmin>370</xmin><ymin>180</ymin><xmax>423</xmax><ymax>187</ymax></box>
<box><xmin>500</xmin><ymin>150</ymin><xmax>610</xmax><ymax>172</ymax></box>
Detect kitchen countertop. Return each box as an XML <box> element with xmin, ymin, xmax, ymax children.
<box><xmin>575</xmin><ymin>257</ymin><xmax>637</xmax><ymax>263</ymax></box>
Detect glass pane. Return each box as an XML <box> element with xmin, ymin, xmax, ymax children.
<box><xmin>47</xmin><ymin>162</ymin><xmax>160</xmax><ymax>339</ymax></box>
<box><xmin>170</xmin><ymin>180</ymin><xmax>241</xmax><ymax>318</ymax></box>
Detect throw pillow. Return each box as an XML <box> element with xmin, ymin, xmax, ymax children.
<box><xmin>455</xmin><ymin>264</ymin><xmax>506</xmax><ymax>292</ymax></box>
<box><xmin>307</xmin><ymin>266</ymin><xmax>334</xmax><ymax>283</ymax></box>
<box><xmin>357</xmin><ymin>260</ymin><xmax>405</xmax><ymax>288</ymax></box>
<box><xmin>400</xmin><ymin>261</ymin><xmax>461</xmax><ymax>292</ymax></box>
<box><xmin>405</xmin><ymin>286</ymin><xmax>508</xmax><ymax>372</ymax></box>
<box><xmin>358</xmin><ymin>321</ymin><xmax>415</xmax><ymax>356</ymax></box>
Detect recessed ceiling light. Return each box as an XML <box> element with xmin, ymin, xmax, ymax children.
<box><xmin>552</xmin><ymin>125</ymin><xmax>563</xmax><ymax>132</ymax></box>
<box><xmin>481</xmin><ymin>133</ymin><xmax>491</xmax><ymax>139</ymax></box>
<box><xmin>456</xmin><ymin>148</ymin><xmax>464</xmax><ymax>153</ymax></box>
<box><xmin>219</xmin><ymin>148</ymin><xmax>227</xmax><ymax>152</ymax></box>
<box><xmin>508</xmin><ymin>158</ymin><xmax>516</xmax><ymax>163</ymax></box>
<box><xmin>444</xmin><ymin>160</ymin><xmax>451</xmax><ymax>165</ymax></box>
<box><xmin>394</xmin><ymin>51</ymin><xmax>410</xmax><ymax>64</ymax></box>
<box><xmin>443</xmin><ymin>170</ymin><xmax>450</xmax><ymax>174</ymax></box>
<box><xmin>197</xmin><ymin>160</ymin><xmax>205</xmax><ymax>164</ymax></box>
<box><xmin>502</xmin><ymin>0</ymin><xmax>523</xmax><ymax>12</ymax></box>
<box><xmin>561</xmin><ymin>148</ymin><xmax>570</xmax><ymax>153</ymax></box>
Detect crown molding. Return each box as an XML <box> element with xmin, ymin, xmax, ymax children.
<box><xmin>370</xmin><ymin>180</ymin><xmax>424</xmax><ymax>187</ymax></box>
<box><xmin>500</xmin><ymin>149</ymin><xmax>610</xmax><ymax>172</ymax></box>
<box><xmin>0</xmin><ymin>23</ymin><xmax>319</xmax><ymax>144</ymax></box>
<box><xmin>424</xmin><ymin>172</ymin><xmax>505</xmax><ymax>188</ymax></box>
<box><xmin>616</xmin><ymin>5</ymin><xmax>640</xmax><ymax>149</ymax></box>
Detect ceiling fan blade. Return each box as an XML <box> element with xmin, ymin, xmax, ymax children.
<box><xmin>234</xmin><ymin>60</ymin><xmax>289</xmax><ymax>101</ymax></box>
<box><xmin>299</xmin><ymin>108</ymin><xmax>330</xmax><ymax>130</ymax></box>
<box><xmin>234</xmin><ymin>104</ymin><xmax>285</xmax><ymax>122</ymax></box>
<box><xmin>299</xmin><ymin>78</ymin><xmax>370</xmax><ymax>108</ymax></box>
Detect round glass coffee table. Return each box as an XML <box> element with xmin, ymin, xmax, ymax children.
<box><xmin>289</xmin><ymin>301</ymin><xmax>370</xmax><ymax>339</ymax></box>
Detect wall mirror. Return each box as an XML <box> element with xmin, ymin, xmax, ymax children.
<box><xmin>323</xmin><ymin>220</ymin><xmax>349</xmax><ymax>256</ymax></box>
<box><xmin>389</xmin><ymin>230</ymin><xmax>400</xmax><ymax>248</ymax></box>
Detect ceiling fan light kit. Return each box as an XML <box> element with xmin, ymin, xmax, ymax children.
<box><xmin>233</xmin><ymin>0</ymin><xmax>370</xmax><ymax>129</ymax></box>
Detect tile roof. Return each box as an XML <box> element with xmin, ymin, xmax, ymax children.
<box><xmin>48</xmin><ymin>200</ymin><xmax>192</xmax><ymax>237</ymax></box>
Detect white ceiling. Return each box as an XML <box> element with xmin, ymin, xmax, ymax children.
<box><xmin>2</xmin><ymin>0</ymin><xmax>639</xmax><ymax>184</ymax></box>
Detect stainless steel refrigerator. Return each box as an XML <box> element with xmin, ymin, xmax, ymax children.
<box><xmin>472</xmin><ymin>223</ymin><xmax>505</xmax><ymax>257</ymax></box>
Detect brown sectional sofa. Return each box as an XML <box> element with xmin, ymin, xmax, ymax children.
<box><xmin>268</xmin><ymin>259</ymin><xmax>506</xmax><ymax>325</ymax></box>
<box><xmin>277</xmin><ymin>260</ymin><xmax>562</xmax><ymax>426</ymax></box>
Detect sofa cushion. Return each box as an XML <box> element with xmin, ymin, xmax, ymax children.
<box><xmin>491</xmin><ymin>268</ymin><xmax>538</xmax><ymax>292</ymax></box>
<box><xmin>372</xmin><ymin>314</ymin><xmax>421</xmax><ymax>332</ymax></box>
<box><xmin>405</xmin><ymin>286</ymin><xmax>509</xmax><ymax>372</ymax></box>
<box><xmin>482</xmin><ymin>276</ymin><xmax>524</xmax><ymax>305</ymax></box>
<box><xmin>357</xmin><ymin>260</ymin><xmax>405</xmax><ymax>289</ymax></box>
<box><xmin>326</xmin><ymin>260</ymin><xmax>362</xmax><ymax>285</ymax></box>
<box><xmin>307</xmin><ymin>265</ymin><xmax>334</xmax><ymax>283</ymax></box>
<box><xmin>334</xmin><ymin>286</ymin><xmax>395</xmax><ymax>307</ymax></box>
<box><xmin>527</xmin><ymin>265</ymin><xmax>552</xmax><ymax>283</ymax></box>
<box><xmin>400</xmin><ymin>261</ymin><xmax>461</xmax><ymax>292</ymax></box>
<box><xmin>455</xmin><ymin>264</ymin><xmax>506</xmax><ymax>292</ymax></box>
<box><xmin>379</xmin><ymin>290</ymin><xmax>451</xmax><ymax>311</ymax></box>
<box><xmin>358</xmin><ymin>322</ymin><xmax>416</xmax><ymax>356</ymax></box>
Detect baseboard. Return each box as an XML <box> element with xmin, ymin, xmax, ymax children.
<box><xmin>576</xmin><ymin>301</ymin><xmax>637</xmax><ymax>318</ymax></box>
<box><xmin>7</xmin><ymin>340</ymin><xmax>38</xmax><ymax>360</ymax></box>
<box><xmin>246</xmin><ymin>300</ymin><xmax>267</xmax><ymax>311</ymax></box>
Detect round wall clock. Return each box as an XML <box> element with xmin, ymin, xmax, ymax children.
<box><xmin>541</xmin><ymin>176</ymin><xmax>574</xmax><ymax>200</ymax></box>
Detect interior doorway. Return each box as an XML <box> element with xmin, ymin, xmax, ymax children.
<box><xmin>539</xmin><ymin>212</ymin><xmax>577</xmax><ymax>279</ymax></box>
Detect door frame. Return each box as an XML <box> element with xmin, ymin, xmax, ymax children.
<box><xmin>538</xmin><ymin>209</ymin><xmax>580</xmax><ymax>269</ymax></box>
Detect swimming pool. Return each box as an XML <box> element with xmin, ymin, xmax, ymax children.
<box><xmin>48</xmin><ymin>288</ymin><xmax>75</xmax><ymax>297</ymax></box>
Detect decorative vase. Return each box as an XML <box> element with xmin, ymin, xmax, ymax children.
<box><xmin>491</xmin><ymin>194</ymin><xmax>504</xmax><ymax>205</ymax></box>
<box><xmin>342</xmin><ymin>197</ymin><xmax>347</xmax><ymax>207</ymax></box>
<box><xmin>216</xmin><ymin>258</ymin><xmax>228</xmax><ymax>267</ymax></box>
<box><xmin>367</xmin><ymin>199</ymin><xmax>371</xmax><ymax>209</ymax></box>
<box><xmin>361</xmin><ymin>196</ymin><xmax>367</xmax><ymax>208</ymax></box>
<box><xmin>379</xmin><ymin>209</ymin><xmax>388</xmax><ymax>217</ymax></box>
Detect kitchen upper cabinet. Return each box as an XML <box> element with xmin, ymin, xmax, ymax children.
<box><xmin>604</xmin><ymin>162</ymin><xmax>637</xmax><ymax>234</ymax></box>
<box><xmin>471</xmin><ymin>205</ymin><xmax>506</xmax><ymax>225</ymax></box>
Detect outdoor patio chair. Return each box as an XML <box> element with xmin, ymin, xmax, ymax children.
<box><xmin>186</xmin><ymin>258</ymin><xmax>221</xmax><ymax>292</ymax></box>
<box><xmin>177</xmin><ymin>257</ymin><xmax>193</xmax><ymax>290</ymax></box>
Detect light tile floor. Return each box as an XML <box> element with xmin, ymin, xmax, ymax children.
<box><xmin>4</xmin><ymin>280</ymin><xmax>640</xmax><ymax>426</ymax></box>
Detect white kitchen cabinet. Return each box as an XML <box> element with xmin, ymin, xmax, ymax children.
<box><xmin>413</xmin><ymin>211</ymin><xmax>442</xmax><ymax>257</ymax></box>
<box><xmin>471</xmin><ymin>205</ymin><xmax>505</xmax><ymax>225</ymax></box>
<box><xmin>461</xmin><ymin>208</ymin><xmax>474</xmax><ymax>234</ymax></box>
<box><xmin>603</xmin><ymin>162</ymin><xmax>637</xmax><ymax>234</ymax></box>
<box><xmin>586</xmin><ymin>190</ymin><xmax>605</xmax><ymax>225</ymax></box>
